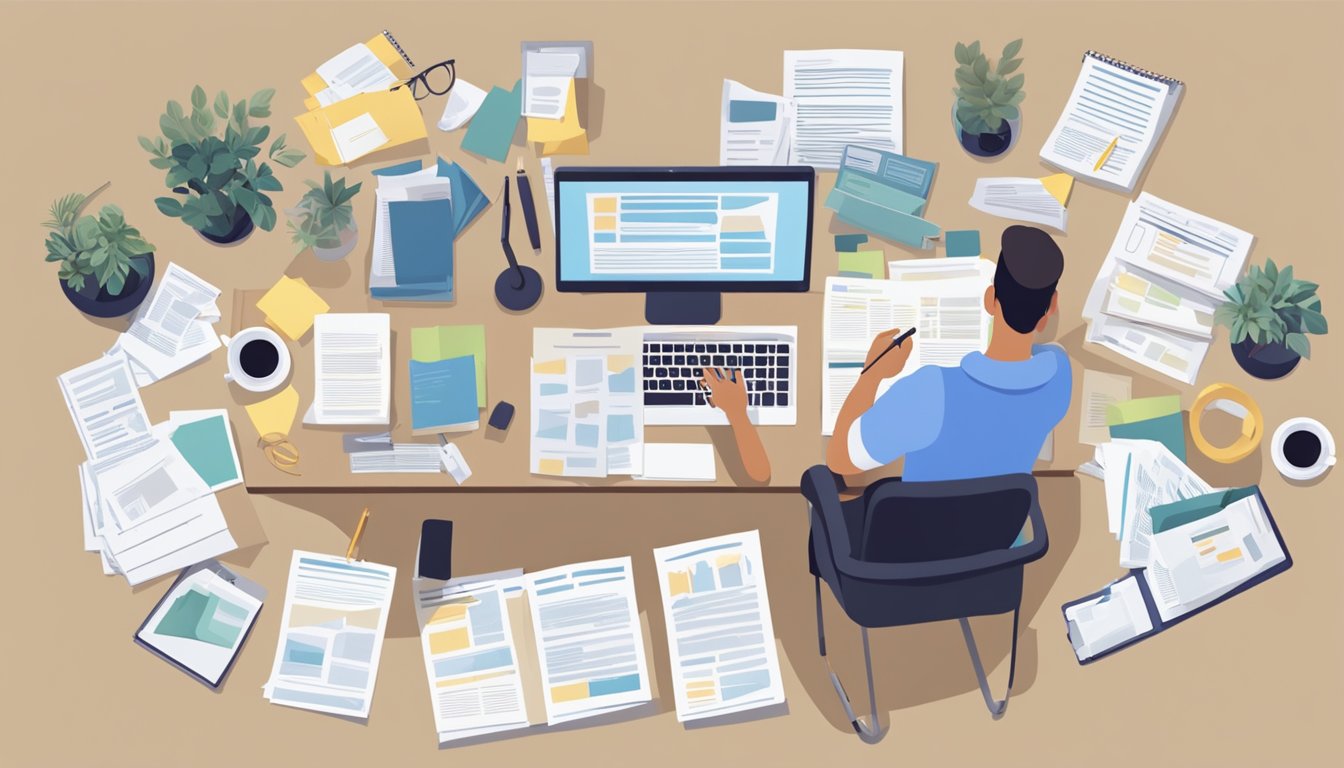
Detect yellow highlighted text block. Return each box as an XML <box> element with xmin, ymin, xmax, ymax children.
<box><xmin>429</xmin><ymin>627</ymin><xmax>471</xmax><ymax>655</ymax></box>
<box><xmin>551</xmin><ymin>682</ymin><xmax>590</xmax><ymax>703</ymax></box>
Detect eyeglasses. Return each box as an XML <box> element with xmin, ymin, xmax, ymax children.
<box><xmin>393</xmin><ymin>59</ymin><xmax>456</xmax><ymax>100</ymax></box>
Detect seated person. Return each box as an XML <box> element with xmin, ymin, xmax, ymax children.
<box><xmin>827</xmin><ymin>225</ymin><xmax>1071</xmax><ymax>482</ymax></box>
<box><xmin>699</xmin><ymin>367</ymin><xmax>771</xmax><ymax>483</ymax></box>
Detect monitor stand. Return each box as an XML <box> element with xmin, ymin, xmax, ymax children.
<box><xmin>645</xmin><ymin>292</ymin><xmax>721</xmax><ymax>325</ymax></box>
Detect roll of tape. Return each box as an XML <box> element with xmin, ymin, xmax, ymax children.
<box><xmin>1190</xmin><ymin>383</ymin><xmax>1263</xmax><ymax>463</ymax></box>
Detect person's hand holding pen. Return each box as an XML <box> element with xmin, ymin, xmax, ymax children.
<box><xmin>698</xmin><ymin>368</ymin><xmax>771</xmax><ymax>483</ymax></box>
<box><xmin>862</xmin><ymin>327</ymin><xmax>915</xmax><ymax>380</ymax></box>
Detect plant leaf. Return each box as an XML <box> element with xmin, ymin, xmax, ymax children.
<box><xmin>273</xmin><ymin>147</ymin><xmax>307</xmax><ymax>168</ymax></box>
<box><xmin>249</xmin><ymin>87</ymin><xmax>275</xmax><ymax>117</ymax></box>
<box><xmin>954</xmin><ymin>42</ymin><xmax>970</xmax><ymax>65</ymax></box>
<box><xmin>214</xmin><ymin>90</ymin><xmax>230</xmax><ymax>119</ymax></box>
<box><xmin>997</xmin><ymin>57</ymin><xmax>1023</xmax><ymax>76</ymax></box>
<box><xmin>1285</xmin><ymin>332</ymin><xmax>1310</xmax><ymax>359</ymax></box>
<box><xmin>973</xmin><ymin>57</ymin><xmax>989</xmax><ymax>81</ymax></box>
<box><xmin>1002</xmin><ymin>38</ymin><xmax>1023</xmax><ymax>60</ymax></box>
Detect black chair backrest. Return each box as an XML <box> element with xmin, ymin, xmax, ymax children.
<box><xmin>859</xmin><ymin>479</ymin><xmax>1034</xmax><ymax>564</ymax></box>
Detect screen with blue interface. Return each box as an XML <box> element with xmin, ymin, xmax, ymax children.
<box><xmin>558</xmin><ymin>180</ymin><xmax>810</xmax><ymax>283</ymax></box>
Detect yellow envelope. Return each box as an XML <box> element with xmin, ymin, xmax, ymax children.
<box><xmin>257</xmin><ymin>276</ymin><xmax>329</xmax><ymax>341</ymax></box>
<box><xmin>244</xmin><ymin>385</ymin><xmax>300</xmax><ymax>438</ymax></box>
<box><xmin>295</xmin><ymin>87</ymin><xmax>427</xmax><ymax>166</ymax></box>
<box><xmin>301</xmin><ymin>31</ymin><xmax>415</xmax><ymax>111</ymax></box>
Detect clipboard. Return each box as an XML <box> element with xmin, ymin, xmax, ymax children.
<box><xmin>134</xmin><ymin>560</ymin><xmax>266</xmax><ymax>689</ymax></box>
<box><xmin>1062</xmin><ymin>487</ymin><xmax>1292</xmax><ymax>664</ymax></box>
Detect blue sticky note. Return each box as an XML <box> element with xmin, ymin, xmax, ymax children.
<box><xmin>834</xmin><ymin>234</ymin><xmax>868</xmax><ymax>252</ymax></box>
<box><xmin>575</xmin><ymin>423</ymin><xmax>600</xmax><ymax>448</ymax></box>
<box><xmin>389</xmin><ymin>198</ymin><xmax>455</xmax><ymax>286</ymax></box>
<box><xmin>729</xmin><ymin>100</ymin><xmax>777</xmax><ymax>122</ymax></box>
<box><xmin>410</xmin><ymin>355</ymin><xmax>478</xmax><ymax>433</ymax></box>
<box><xmin>436</xmin><ymin>157</ymin><xmax>490</xmax><ymax>235</ymax></box>
<box><xmin>372</xmin><ymin>159</ymin><xmax>424</xmax><ymax>176</ymax></box>
<box><xmin>461</xmin><ymin>80</ymin><xmax>522</xmax><ymax>163</ymax></box>
<box><xmin>945</xmin><ymin>229</ymin><xmax>981</xmax><ymax>258</ymax></box>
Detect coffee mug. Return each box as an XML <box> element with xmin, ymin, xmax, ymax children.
<box><xmin>1271</xmin><ymin>417</ymin><xmax>1336</xmax><ymax>481</ymax></box>
<box><xmin>220</xmin><ymin>326</ymin><xmax>291</xmax><ymax>393</ymax></box>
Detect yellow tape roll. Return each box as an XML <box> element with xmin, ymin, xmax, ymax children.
<box><xmin>1190</xmin><ymin>383</ymin><xmax>1263</xmax><ymax>463</ymax></box>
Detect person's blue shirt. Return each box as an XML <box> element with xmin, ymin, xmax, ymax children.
<box><xmin>847</xmin><ymin>345</ymin><xmax>1072</xmax><ymax>481</ymax></box>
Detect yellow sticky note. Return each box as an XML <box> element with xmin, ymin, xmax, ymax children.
<box><xmin>541</xmin><ymin>130</ymin><xmax>589</xmax><ymax>157</ymax></box>
<box><xmin>538</xmin><ymin>458</ymin><xmax>565</xmax><ymax>475</ymax></box>
<box><xmin>257</xmin><ymin>276</ymin><xmax>329</xmax><ymax>341</ymax></box>
<box><xmin>1040</xmin><ymin>173</ymin><xmax>1074</xmax><ymax>207</ymax></box>
<box><xmin>526</xmin><ymin>81</ymin><xmax>584</xmax><ymax>143</ymax></box>
<box><xmin>244</xmin><ymin>385</ymin><xmax>299</xmax><ymax>437</ymax></box>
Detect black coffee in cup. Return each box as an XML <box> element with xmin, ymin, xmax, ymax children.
<box><xmin>1283</xmin><ymin>430</ymin><xmax>1323</xmax><ymax>469</ymax></box>
<box><xmin>240</xmin><ymin>339</ymin><xmax>280</xmax><ymax>379</ymax></box>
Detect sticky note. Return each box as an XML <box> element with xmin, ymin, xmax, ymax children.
<box><xmin>834</xmin><ymin>233</ymin><xmax>868</xmax><ymax>252</ymax></box>
<box><xmin>838</xmin><ymin>250</ymin><xmax>885</xmax><ymax>280</ymax></box>
<box><xmin>461</xmin><ymin>80</ymin><xmax>523</xmax><ymax>162</ymax></box>
<box><xmin>244</xmin><ymin>385</ymin><xmax>299</xmax><ymax>438</ymax></box>
<box><xmin>526</xmin><ymin>82</ymin><xmax>584</xmax><ymax>143</ymax></box>
<box><xmin>945</xmin><ymin>230</ymin><xmax>981</xmax><ymax>258</ymax></box>
<box><xmin>257</xmin><ymin>276</ymin><xmax>329</xmax><ymax>341</ymax></box>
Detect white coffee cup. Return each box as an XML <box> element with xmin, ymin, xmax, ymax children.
<box><xmin>220</xmin><ymin>326</ymin><xmax>291</xmax><ymax>393</ymax></box>
<box><xmin>1271</xmin><ymin>417</ymin><xmax>1336</xmax><ymax>481</ymax></box>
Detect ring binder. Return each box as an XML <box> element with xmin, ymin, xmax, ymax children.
<box><xmin>1083</xmin><ymin>50</ymin><xmax>1183</xmax><ymax>88</ymax></box>
<box><xmin>382</xmin><ymin>29</ymin><xmax>415</xmax><ymax>69</ymax></box>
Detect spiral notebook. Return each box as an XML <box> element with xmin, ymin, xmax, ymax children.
<box><xmin>1041</xmin><ymin>51</ymin><xmax>1184</xmax><ymax>193</ymax></box>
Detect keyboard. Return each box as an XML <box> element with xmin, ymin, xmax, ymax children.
<box><xmin>642</xmin><ymin>326</ymin><xmax>797</xmax><ymax>425</ymax></box>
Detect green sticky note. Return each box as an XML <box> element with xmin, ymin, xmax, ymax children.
<box><xmin>461</xmin><ymin>80</ymin><xmax>522</xmax><ymax>162</ymax></box>
<box><xmin>170</xmin><ymin>415</ymin><xmax>239</xmax><ymax>489</ymax></box>
<box><xmin>1106</xmin><ymin>395</ymin><xmax>1181</xmax><ymax>425</ymax></box>
<box><xmin>945</xmin><ymin>229</ymin><xmax>981</xmax><ymax>257</ymax></box>
<box><xmin>838</xmin><ymin>250</ymin><xmax>885</xmax><ymax>280</ymax></box>
<box><xmin>1107</xmin><ymin>395</ymin><xmax>1186</xmax><ymax>462</ymax></box>
<box><xmin>412</xmin><ymin>325</ymin><xmax>487</xmax><ymax>407</ymax></box>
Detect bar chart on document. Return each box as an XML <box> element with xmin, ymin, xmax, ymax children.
<box><xmin>584</xmin><ymin>191</ymin><xmax>779</xmax><ymax>275</ymax></box>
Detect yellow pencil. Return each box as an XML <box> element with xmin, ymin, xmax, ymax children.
<box><xmin>1094</xmin><ymin>135</ymin><xmax>1120</xmax><ymax>172</ymax></box>
<box><xmin>346</xmin><ymin>507</ymin><xmax>370</xmax><ymax>561</ymax></box>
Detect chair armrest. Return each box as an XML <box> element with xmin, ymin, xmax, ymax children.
<box><xmin>800</xmin><ymin>465</ymin><xmax>852</xmax><ymax>560</ymax></box>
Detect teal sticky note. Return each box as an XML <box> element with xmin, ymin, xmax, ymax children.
<box><xmin>171</xmin><ymin>415</ymin><xmax>239</xmax><ymax>489</ymax></box>
<box><xmin>945</xmin><ymin>230</ymin><xmax>981</xmax><ymax>257</ymax></box>
<box><xmin>834</xmin><ymin>234</ymin><xmax>868</xmax><ymax>252</ymax></box>
<box><xmin>461</xmin><ymin>80</ymin><xmax>522</xmax><ymax>162</ymax></box>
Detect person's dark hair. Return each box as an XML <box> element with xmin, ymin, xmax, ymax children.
<box><xmin>992</xmin><ymin>225</ymin><xmax>1064</xmax><ymax>334</ymax></box>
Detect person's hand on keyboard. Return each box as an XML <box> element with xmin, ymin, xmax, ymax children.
<box><xmin>700</xmin><ymin>367</ymin><xmax>771</xmax><ymax>483</ymax></box>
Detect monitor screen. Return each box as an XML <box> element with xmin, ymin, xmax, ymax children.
<box><xmin>555</xmin><ymin>167</ymin><xmax>814</xmax><ymax>292</ymax></box>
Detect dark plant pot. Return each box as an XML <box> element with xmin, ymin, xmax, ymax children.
<box><xmin>196</xmin><ymin>209</ymin><xmax>255</xmax><ymax>245</ymax></box>
<box><xmin>1231</xmin><ymin>338</ymin><xmax>1301</xmax><ymax>380</ymax></box>
<box><xmin>952</xmin><ymin>102</ymin><xmax>1019</xmax><ymax>158</ymax></box>
<box><xmin>60</xmin><ymin>253</ymin><xmax>156</xmax><ymax>318</ymax></box>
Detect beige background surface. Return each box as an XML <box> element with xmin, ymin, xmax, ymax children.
<box><xmin>3</xmin><ymin>1</ymin><xmax>1342</xmax><ymax>765</ymax></box>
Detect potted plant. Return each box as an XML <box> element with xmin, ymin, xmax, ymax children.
<box><xmin>952</xmin><ymin>39</ymin><xmax>1025</xmax><ymax>158</ymax></box>
<box><xmin>287</xmin><ymin>172</ymin><xmax>362</xmax><ymax>261</ymax></box>
<box><xmin>44</xmin><ymin>183</ymin><xmax>157</xmax><ymax>317</ymax></box>
<box><xmin>1215</xmin><ymin>258</ymin><xmax>1328</xmax><ymax>380</ymax></box>
<box><xmin>139</xmin><ymin>86</ymin><xmax>306</xmax><ymax>245</ymax></box>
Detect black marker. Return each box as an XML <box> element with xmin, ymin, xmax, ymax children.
<box><xmin>860</xmin><ymin>327</ymin><xmax>917</xmax><ymax>375</ymax></box>
<box><xmin>515</xmin><ymin>160</ymin><xmax>542</xmax><ymax>255</ymax></box>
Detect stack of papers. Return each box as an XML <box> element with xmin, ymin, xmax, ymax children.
<box><xmin>969</xmin><ymin>174</ymin><xmax>1074</xmax><ymax>233</ymax></box>
<box><xmin>784</xmin><ymin>49</ymin><xmax>904</xmax><ymax>169</ymax></box>
<box><xmin>531</xmin><ymin>328</ymin><xmax>644</xmax><ymax>478</ymax></box>
<box><xmin>720</xmin><ymin>79</ymin><xmax>792</xmax><ymax>165</ymax></box>
<box><xmin>1087</xmin><ymin>439</ymin><xmax>1211</xmax><ymax>566</ymax></box>
<box><xmin>257</xmin><ymin>275</ymin><xmax>329</xmax><ymax>341</ymax></box>
<box><xmin>305</xmin><ymin>313</ymin><xmax>391</xmax><ymax>426</ymax></box>
<box><xmin>109</xmin><ymin>263</ymin><xmax>222</xmax><ymax>387</ymax></box>
<box><xmin>346</xmin><ymin>441</ymin><xmax>471</xmax><ymax>482</ymax></box>
<box><xmin>1082</xmin><ymin>193</ymin><xmax>1254</xmax><ymax>384</ymax></box>
<box><xmin>636</xmin><ymin>444</ymin><xmax>716</xmax><ymax>482</ymax></box>
<box><xmin>263</xmin><ymin>551</ymin><xmax>396</xmax><ymax>719</ymax></box>
<box><xmin>61</xmin><ymin>355</ymin><xmax>242</xmax><ymax>586</ymax></box>
<box><xmin>522</xmin><ymin>41</ymin><xmax>592</xmax><ymax>156</ymax></box>
<box><xmin>822</xmin><ymin>260</ymin><xmax>994</xmax><ymax>435</ymax></box>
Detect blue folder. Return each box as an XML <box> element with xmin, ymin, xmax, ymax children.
<box><xmin>410</xmin><ymin>355</ymin><xmax>479</xmax><ymax>434</ymax></box>
<box><xmin>1062</xmin><ymin>486</ymin><xmax>1291</xmax><ymax>664</ymax></box>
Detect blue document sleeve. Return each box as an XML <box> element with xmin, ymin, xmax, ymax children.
<box><xmin>389</xmin><ymin>198</ymin><xmax>455</xmax><ymax>286</ymax></box>
<box><xmin>410</xmin><ymin>355</ymin><xmax>479</xmax><ymax>433</ymax></box>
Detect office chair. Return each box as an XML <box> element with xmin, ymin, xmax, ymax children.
<box><xmin>800</xmin><ymin>466</ymin><xmax>1049</xmax><ymax>744</ymax></box>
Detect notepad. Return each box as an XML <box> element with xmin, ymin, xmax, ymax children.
<box><xmin>412</xmin><ymin>325</ymin><xmax>487</xmax><ymax>408</ymax></box>
<box><xmin>410</xmin><ymin>355</ymin><xmax>480</xmax><ymax>434</ymax></box>
<box><xmin>257</xmin><ymin>275</ymin><xmax>329</xmax><ymax>341</ymax></box>
<box><xmin>389</xmin><ymin>198</ymin><xmax>455</xmax><ymax>287</ymax></box>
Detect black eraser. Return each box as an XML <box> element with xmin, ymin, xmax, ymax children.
<box><xmin>489</xmin><ymin>401</ymin><xmax>515</xmax><ymax>430</ymax></box>
<box><xmin>419</xmin><ymin>519</ymin><xmax>454</xmax><ymax>581</ymax></box>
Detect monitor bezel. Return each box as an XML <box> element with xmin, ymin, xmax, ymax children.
<box><xmin>554</xmin><ymin>166</ymin><xmax>815</xmax><ymax>293</ymax></box>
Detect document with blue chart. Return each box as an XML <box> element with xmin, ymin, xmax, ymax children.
<box><xmin>410</xmin><ymin>354</ymin><xmax>480</xmax><ymax>434</ymax></box>
<box><xmin>653</xmin><ymin>530</ymin><xmax>785</xmax><ymax>722</ymax></box>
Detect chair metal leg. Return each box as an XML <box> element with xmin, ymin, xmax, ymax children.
<box><xmin>816</xmin><ymin>576</ymin><xmax>884</xmax><ymax>744</ymax></box>
<box><xmin>958</xmin><ymin>607</ymin><xmax>1021</xmax><ymax>719</ymax></box>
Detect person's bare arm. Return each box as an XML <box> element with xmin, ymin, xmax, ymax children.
<box><xmin>826</xmin><ymin>328</ymin><xmax>914</xmax><ymax>475</ymax></box>
<box><xmin>700</xmin><ymin>368</ymin><xmax>771</xmax><ymax>483</ymax></box>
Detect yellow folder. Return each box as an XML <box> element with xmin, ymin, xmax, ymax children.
<box><xmin>525</xmin><ymin>79</ymin><xmax>589</xmax><ymax>156</ymax></box>
<box><xmin>301</xmin><ymin>31</ymin><xmax>415</xmax><ymax>111</ymax></box>
<box><xmin>295</xmin><ymin>87</ymin><xmax>427</xmax><ymax>166</ymax></box>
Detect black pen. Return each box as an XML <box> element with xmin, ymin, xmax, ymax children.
<box><xmin>515</xmin><ymin>160</ymin><xmax>542</xmax><ymax>255</ymax></box>
<box><xmin>860</xmin><ymin>327</ymin><xmax>917</xmax><ymax>375</ymax></box>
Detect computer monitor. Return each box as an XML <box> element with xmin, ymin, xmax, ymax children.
<box><xmin>555</xmin><ymin>166</ymin><xmax>815</xmax><ymax>324</ymax></box>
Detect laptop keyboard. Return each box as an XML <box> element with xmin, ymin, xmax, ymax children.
<box><xmin>642</xmin><ymin>340</ymin><xmax>792</xmax><ymax>408</ymax></box>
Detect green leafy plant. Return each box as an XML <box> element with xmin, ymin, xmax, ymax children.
<box><xmin>287</xmin><ymin>172</ymin><xmax>362</xmax><ymax>254</ymax></box>
<box><xmin>43</xmin><ymin>183</ymin><xmax>154</xmax><ymax>295</ymax></box>
<box><xmin>139</xmin><ymin>86</ymin><xmax>306</xmax><ymax>238</ymax></box>
<box><xmin>1215</xmin><ymin>258</ymin><xmax>1328</xmax><ymax>359</ymax></box>
<box><xmin>953</xmin><ymin>39</ymin><xmax>1025</xmax><ymax>135</ymax></box>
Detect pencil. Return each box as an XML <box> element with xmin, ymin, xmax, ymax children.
<box><xmin>1094</xmin><ymin>136</ymin><xmax>1120</xmax><ymax>172</ymax></box>
<box><xmin>346</xmin><ymin>507</ymin><xmax>370</xmax><ymax>561</ymax></box>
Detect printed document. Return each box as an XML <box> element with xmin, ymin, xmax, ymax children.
<box><xmin>349</xmin><ymin>443</ymin><xmax>444</xmax><ymax>473</ymax></box>
<box><xmin>306</xmin><ymin>313</ymin><xmax>391</xmax><ymax>425</ymax></box>
<box><xmin>525</xmin><ymin>557</ymin><xmax>651</xmax><ymax>724</ymax></box>
<box><xmin>531</xmin><ymin>328</ymin><xmax>644</xmax><ymax>477</ymax></box>
<box><xmin>59</xmin><ymin>351</ymin><xmax>155</xmax><ymax>462</ymax></box>
<box><xmin>116</xmin><ymin>262</ymin><xmax>222</xmax><ymax>383</ymax></box>
<box><xmin>652</xmin><ymin>531</ymin><xmax>785</xmax><ymax>722</ymax></box>
<box><xmin>1096</xmin><ymin>439</ymin><xmax>1212</xmax><ymax>567</ymax></box>
<box><xmin>415</xmin><ymin>572</ymin><xmax>531</xmax><ymax>743</ymax></box>
<box><xmin>1078</xmin><ymin>370</ymin><xmax>1132</xmax><ymax>446</ymax></box>
<box><xmin>314</xmin><ymin>43</ymin><xmax>399</xmax><ymax>107</ymax></box>
<box><xmin>720</xmin><ymin>79</ymin><xmax>793</xmax><ymax>165</ymax></box>
<box><xmin>1065</xmin><ymin>575</ymin><xmax>1153</xmax><ymax>662</ymax></box>
<box><xmin>264</xmin><ymin>551</ymin><xmax>396</xmax><ymax>719</ymax></box>
<box><xmin>822</xmin><ymin>261</ymin><xmax>993</xmax><ymax>435</ymax></box>
<box><xmin>98</xmin><ymin>493</ymin><xmax>236</xmax><ymax>586</ymax></box>
<box><xmin>969</xmin><ymin>176</ymin><xmax>1070</xmax><ymax>232</ymax></box>
<box><xmin>784</xmin><ymin>49</ymin><xmax>903</xmax><ymax>168</ymax></box>
<box><xmin>98</xmin><ymin>438</ymin><xmax>211</xmax><ymax>531</ymax></box>
<box><xmin>522</xmin><ymin>48</ymin><xmax>579</xmax><ymax>119</ymax></box>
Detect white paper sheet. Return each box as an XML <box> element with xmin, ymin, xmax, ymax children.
<box><xmin>307</xmin><ymin>313</ymin><xmax>390</xmax><ymax>425</ymax></box>
<box><xmin>100</xmin><ymin>494</ymin><xmax>236</xmax><ymax>586</ymax></box>
<box><xmin>438</xmin><ymin>78</ymin><xmax>488</xmax><ymax>130</ymax></box>
<box><xmin>969</xmin><ymin>177</ymin><xmax>1068</xmax><ymax>232</ymax></box>
<box><xmin>349</xmin><ymin>443</ymin><xmax>444</xmax><ymax>473</ymax></box>
<box><xmin>652</xmin><ymin>531</ymin><xmax>785</xmax><ymax>721</ymax></box>
<box><xmin>331</xmin><ymin>112</ymin><xmax>389</xmax><ymax>164</ymax></box>
<box><xmin>522</xmin><ymin>48</ymin><xmax>580</xmax><ymax>119</ymax></box>
<box><xmin>314</xmin><ymin>43</ymin><xmax>399</xmax><ymax>107</ymax></box>
<box><xmin>1100</xmin><ymin>439</ymin><xmax>1213</xmax><ymax>567</ymax></box>
<box><xmin>1065</xmin><ymin>576</ymin><xmax>1153</xmax><ymax>662</ymax></box>
<box><xmin>720</xmin><ymin>79</ymin><xmax>793</xmax><ymax>165</ymax></box>
<box><xmin>118</xmin><ymin>262</ymin><xmax>221</xmax><ymax>361</ymax></box>
<box><xmin>784</xmin><ymin>49</ymin><xmax>903</xmax><ymax>169</ymax></box>
<box><xmin>370</xmin><ymin>168</ymin><xmax>453</xmax><ymax>289</ymax></box>
<box><xmin>98</xmin><ymin>438</ymin><xmax>211</xmax><ymax>531</ymax></box>
<box><xmin>637</xmin><ymin>444</ymin><xmax>716</xmax><ymax>482</ymax></box>
<box><xmin>58</xmin><ymin>351</ymin><xmax>155</xmax><ymax>462</ymax></box>
<box><xmin>263</xmin><ymin>551</ymin><xmax>396</xmax><ymax>719</ymax></box>
<box><xmin>541</xmin><ymin>157</ymin><xmax>557</xmax><ymax>236</ymax></box>
<box><xmin>1078</xmin><ymin>370</ymin><xmax>1132</xmax><ymax>446</ymax></box>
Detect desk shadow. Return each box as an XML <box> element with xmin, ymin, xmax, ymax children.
<box><xmin>286</xmin><ymin>248</ymin><xmax>353</xmax><ymax>291</ymax></box>
<box><xmin>347</xmin><ymin>138</ymin><xmax>431</xmax><ymax>172</ymax></box>
<box><xmin>775</xmin><ymin>475</ymin><xmax>1081</xmax><ymax>734</ymax></box>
